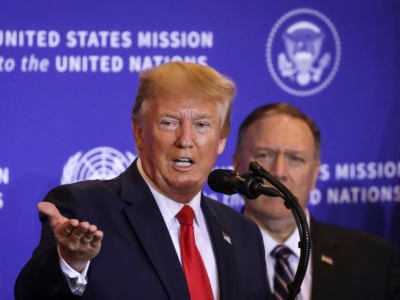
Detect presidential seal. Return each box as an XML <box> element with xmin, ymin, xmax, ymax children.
<box><xmin>266</xmin><ymin>8</ymin><xmax>341</xmax><ymax>97</ymax></box>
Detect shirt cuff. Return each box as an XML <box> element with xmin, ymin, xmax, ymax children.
<box><xmin>59</xmin><ymin>255</ymin><xmax>90</xmax><ymax>296</ymax></box>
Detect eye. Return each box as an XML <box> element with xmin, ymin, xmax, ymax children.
<box><xmin>254</xmin><ymin>151</ymin><xmax>275</xmax><ymax>164</ymax></box>
<box><xmin>287</xmin><ymin>154</ymin><xmax>305</xmax><ymax>166</ymax></box>
<box><xmin>194</xmin><ymin>121</ymin><xmax>211</xmax><ymax>132</ymax></box>
<box><xmin>159</xmin><ymin>119</ymin><xmax>179</xmax><ymax>130</ymax></box>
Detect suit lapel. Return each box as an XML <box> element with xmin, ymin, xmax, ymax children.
<box><xmin>310</xmin><ymin>218</ymin><xmax>340</xmax><ymax>300</ymax></box>
<box><xmin>119</xmin><ymin>162</ymin><xmax>189</xmax><ymax>300</ymax></box>
<box><xmin>202</xmin><ymin>198</ymin><xmax>239</xmax><ymax>300</ymax></box>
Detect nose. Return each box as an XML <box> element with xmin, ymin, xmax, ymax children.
<box><xmin>175</xmin><ymin>122</ymin><xmax>194</xmax><ymax>148</ymax></box>
<box><xmin>269</xmin><ymin>154</ymin><xmax>288</xmax><ymax>182</ymax></box>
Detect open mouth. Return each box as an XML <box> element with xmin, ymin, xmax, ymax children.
<box><xmin>173</xmin><ymin>158</ymin><xmax>193</xmax><ymax>167</ymax></box>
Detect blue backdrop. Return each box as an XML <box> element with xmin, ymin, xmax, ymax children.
<box><xmin>2</xmin><ymin>0</ymin><xmax>400</xmax><ymax>298</ymax></box>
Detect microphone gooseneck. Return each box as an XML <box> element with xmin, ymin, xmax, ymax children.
<box><xmin>248</xmin><ymin>161</ymin><xmax>311</xmax><ymax>300</ymax></box>
<box><xmin>207</xmin><ymin>163</ymin><xmax>312</xmax><ymax>300</ymax></box>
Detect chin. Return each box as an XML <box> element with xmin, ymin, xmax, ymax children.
<box><xmin>172</xmin><ymin>178</ymin><xmax>201</xmax><ymax>190</ymax></box>
<box><xmin>262</xmin><ymin>206</ymin><xmax>292</xmax><ymax>218</ymax></box>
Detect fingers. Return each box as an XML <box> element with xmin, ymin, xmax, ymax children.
<box><xmin>68</xmin><ymin>222</ymin><xmax>90</xmax><ymax>241</ymax></box>
<box><xmin>91</xmin><ymin>231</ymin><xmax>103</xmax><ymax>247</ymax></box>
<box><xmin>37</xmin><ymin>201</ymin><xmax>57</xmax><ymax>216</ymax></box>
<box><xmin>38</xmin><ymin>202</ymin><xmax>66</xmax><ymax>228</ymax></box>
<box><xmin>73</xmin><ymin>223</ymin><xmax>97</xmax><ymax>243</ymax></box>
<box><xmin>59</xmin><ymin>219</ymin><xmax>80</xmax><ymax>237</ymax></box>
<box><xmin>58</xmin><ymin>221</ymin><xmax>103</xmax><ymax>249</ymax></box>
<box><xmin>57</xmin><ymin>221</ymin><xmax>103</xmax><ymax>269</ymax></box>
<box><xmin>37</xmin><ymin>201</ymin><xmax>103</xmax><ymax>267</ymax></box>
<box><xmin>81</xmin><ymin>229</ymin><xmax>104</xmax><ymax>247</ymax></box>
<box><xmin>37</xmin><ymin>202</ymin><xmax>94</xmax><ymax>240</ymax></box>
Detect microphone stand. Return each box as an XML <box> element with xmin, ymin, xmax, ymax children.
<box><xmin>249</xmin><ymin>161</ymin><xmax>312</xmax><ymax>300</ymax></box>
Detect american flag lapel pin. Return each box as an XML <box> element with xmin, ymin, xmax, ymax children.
<box><xmin>222</xmin><ymin>231</ymin><xmax>232</xmax><ymax>245</ymax></box>
<box><xmin>321</xmin><ymin>254</ymin><xmax>334</xmax><ymax>266</ymax></box>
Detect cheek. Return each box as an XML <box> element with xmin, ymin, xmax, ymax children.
<box><xmin>197</xmin><ymin>135</ymin><xmax>221</xmax><ymax>150</ymax></box>
<box><xmin>136</xmin><ymin>126</ymin><xmax>166</xmax><ymax>155</ymax></box>
<box><xmin>236</xmin><ymin>151</ymin><xmax>252</xmax><ymax>164</ymax></box>
<box><xmin>293</xmin><ymin>171</ymin><xmax>316</xmax><ymax>193</ymax></box>
<box><xmin>139</xmin><ymin>131</ymin><xmax>153</xmax><ymax>149</ymax></box>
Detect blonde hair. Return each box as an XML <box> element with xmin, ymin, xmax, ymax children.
<box><xmin>131</xmin><ymin>62</ymin><xmax>236</xmax><ymax>138</ymax></box>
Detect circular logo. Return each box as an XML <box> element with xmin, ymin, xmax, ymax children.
<box><xmin>266</xmin><ymin>8</ymin><xmax>341</xmax><ymax>97</ymax></box>
<box><xmin>61</xmin><ymin>146</ymin><xmax>136</xmax><ymax>184</ymax></box>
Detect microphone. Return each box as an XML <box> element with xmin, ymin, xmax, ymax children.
<box><xmin>207</xmin><ymin>169</ymin><xmax>281</xmax><ymax>199</ymax></box>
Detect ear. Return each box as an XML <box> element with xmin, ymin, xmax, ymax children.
<box><xmin>217</xmin><ymin>138</ymin><xmax>227</xmax><ymax>155</ymax></box>
<box><xmin>311</xmin><ymin>160</ymin><xmax>321</xmax><ymax>189</ymax></box>
<box><xmin>233</xmin><ymin>153</ymin><xmax>239</xmax><ymax>172</ymax></box>
<box><xmin>132</xmin><ymin>121</ymin><xmax>143</xmax><ymax>153</ymax></box>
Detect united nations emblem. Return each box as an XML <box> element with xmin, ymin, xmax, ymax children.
<box><xmin>61</xmin><ymin>146</ymin><xmax>136</xmax><ymax>184</ymax></box>
<box><xmin>266</xmin><ymin>8</ymin><xmax>341</xmax><ymax>96</ymax></box>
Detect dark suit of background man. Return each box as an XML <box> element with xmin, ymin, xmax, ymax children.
<box><xmin>14</xmin><ymin>62</ymin><xmax>269</xmax><ymax>300</ymax></box>
<box><xmin>233</xmin><ymin>102</ymin><xmax>400</xmax><ymax>300</ymax></box>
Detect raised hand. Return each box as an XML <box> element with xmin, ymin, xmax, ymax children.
<box><xmin>38</xmin><ymin>202</ymin><xmax>104</xmax><ymax>272</ymax></box>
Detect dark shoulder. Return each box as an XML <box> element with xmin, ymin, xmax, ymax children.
<box><xmin>47</xmin><ymin>176</ymin><xmax>120</xmax><ymax>199</ymax></box>
<box><xmin>42</xmin><ymin>177</ymin><xmax>122</xmax><ymax>220</ymax></box>
<box><xmin>312</xmin><ymin>217</ymin><xmax>399</xmax><ymax>252</ymax></box>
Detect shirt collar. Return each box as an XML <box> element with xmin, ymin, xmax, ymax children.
<box><xmin>256</xmin><ymin>209</ymin><xmax>310</xmax><ymax>258</ymax></box>
<box><xmin>136</xmin><ymin>158</ymin><xmax>203</xmax><ymax>227</ymax></box>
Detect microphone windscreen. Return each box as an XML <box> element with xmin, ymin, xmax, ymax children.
<box><xmin>207</xmin><ymin>169</ymin><xmax>238</xmax><ymax>195</ymax></box>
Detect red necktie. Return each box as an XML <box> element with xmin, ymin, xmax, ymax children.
<box><xmin>176</xmin><ymin>205</ymin><xmax>214</xmax><ymax>300</ymax></box>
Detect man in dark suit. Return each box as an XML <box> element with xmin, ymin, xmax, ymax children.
<box><xmin>233</xmin><ymin>102</ymin><xmax>400</xmax><ymax>300</ymax></box>
<box><xmin>14</xmin><ymin>62</ymin><xmax>269</xmax><ymax>300</ymax></box>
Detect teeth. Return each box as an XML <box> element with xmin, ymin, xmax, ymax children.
<box><xmin>174</xmin><ymin>158</ymin><xmax>193</xmax><ymax>167</ymax></box>
<box><xmin>175</xmin><ymin>161</ymin><xmax>191</xmax><ymax>167</ymax></box>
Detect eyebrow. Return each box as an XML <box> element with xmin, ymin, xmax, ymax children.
<box><xmin>160</xmin><ymin>112</ymin><xmax>214</xmax><ymax>121</ymax></box>
<box><xmin>256</xmin><ymin>146</ymin><xmax>306</xmax><ymax>155</ymax></box>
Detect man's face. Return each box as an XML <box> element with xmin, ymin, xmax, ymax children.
<box><xmin>234</xmin><ymin>113</ymin><xmax>320</xmax><ymax>220</ymax></box>
<box><xmin>134</xmin><ymin>95</ymin><xmax>226</xmax><ymax>203</ymax></box>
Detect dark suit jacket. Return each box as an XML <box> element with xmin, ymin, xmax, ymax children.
<box><xmin>14</xmin><ymin>161</ymin><xmax>270</xmax><ymax>300</ymax></box>
<box><xmin>310</xmin><ymin>217</ymin><xmax>400</xmax><ymax>300</ymax></box>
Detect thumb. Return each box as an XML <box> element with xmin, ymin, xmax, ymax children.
<box><xmin>37</xmin><ymin>202</ymin><xmax>65</xmax><ymax>228</ymax></box>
